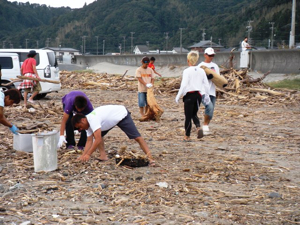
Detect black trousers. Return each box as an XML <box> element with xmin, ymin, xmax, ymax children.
<box><xmin>183</xmin><ymin>92</ymin><xmax>202</xmax><ymax>137</ymax></box>
<box><xmin>66</xmin><ymin>112</ymin><xmax>87</xmax><ymax>147</ymax></box>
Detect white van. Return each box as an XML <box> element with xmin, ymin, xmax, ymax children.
<box><xmin>0</xmin><ymin>49</ymin><xmax>61</xmax><ymax>98</ymax></box>
<box><xmin>0</xmin><ymin>52</ymin><xmax>21</xmax><ymax>91</ymax></box>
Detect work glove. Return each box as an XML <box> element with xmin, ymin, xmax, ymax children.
<box><xmin>203</xmin><ymin>95</ymin><xmax>211</xmax><ymax>106</ymax></box>
<box><xmin>9</xmin><ymin>125</ymin><xmax>19</xmax><ymax>135</ymax></box>
<box><xmin>146</xmin><ymin>83</ymin><xmax>153</xmax><ymax>88</ymax></box>
<box><xmin>57</xmin><ymin>136</ymin><xmax>67</xmax><ymax>148</ymax></box>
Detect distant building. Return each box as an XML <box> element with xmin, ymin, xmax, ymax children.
<box><xmin>172</xmin><ymin>47</ymin><xmax>189</xmax><ymax>54</ymax></box>
<box><xmin>43</xmin><ymin>47</ymin><xmax>80</xmax><ymax>63</ymax></box>
<box><xmin>189</xmin><ymin>40</ymin><xmax>223</xmax><ymax>52</ymax></box>
<box><xmin>133</xmin><ymin>45</ymin><xmax>149</xmax><ymax>54</ymax></box>
<box><xmin>43</xmin><ymin>47</ymin><xmax>80</xmax><ymax>57</ymax></box>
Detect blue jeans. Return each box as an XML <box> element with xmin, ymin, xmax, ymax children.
<box><xmin>202</xmin><ymin>95</ymin><xmax>216</xmax><ymax>120</ymax></box>
<box><xmin>138</xmin><ymin>92</ymin><xmax>147</xmax><ymax>107</ymax></box>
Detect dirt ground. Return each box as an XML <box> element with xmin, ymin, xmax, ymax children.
<box><xmin>1</xmin><ymin>78</ymin><xmax>300</xmax><ymax>224</ymax></box>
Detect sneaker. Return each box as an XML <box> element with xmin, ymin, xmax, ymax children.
<box><xmin>28</xmin><ymin>99</ymin><xmax>35</xmax><ymax>104</ymax></box>
<box><xmin>203</xmin><ymin>125</ymin><xmax>210</xmax><ymax>135</ymax></box>
<box><xmin>66</xmin><ymin>145</ymin><xmax>75</xmax><ymax>150</ymax></box>
<box><xmin>77</xmin><ymin>146</ymin><xmax>84</xmax><ymax>150</ymax></box>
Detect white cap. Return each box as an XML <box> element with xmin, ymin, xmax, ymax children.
<box><xmin>204</xmin><ymin>47</ymin><xmax>215</xmax><ymax>55</ymax></box>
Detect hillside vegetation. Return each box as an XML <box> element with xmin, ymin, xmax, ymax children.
<box><xmin>0</xmin><ymin>0</ymin><xmax>299</xmax><ymax>53</ymax></box>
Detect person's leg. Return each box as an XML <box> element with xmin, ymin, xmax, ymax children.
<box><xmin>28</xmin><ymin>82</ymin><xmax>41</xmax><ymax>102</ymax></box>
<box><xmin>134</xmin><ymin>136</ymin><xmax>154</xmax><ymax>163</ymax></box>
<box><xmin>23</xmin><ymin>90</ymin><xmax>28</xmax><ymax>107</ymax></box>
<box><xmin>183</xmin><ymin>94</ymin><xmax>194</xmax><ymax>139</ymax></box>
<box><xmin>65</xmin><ymin>113</ymin><xmax>76</xmax><ymax>148</ymax></box>
<box><xmin>192</xmin><ymin>94</ymin><xmax>201</xmax><ymax>128</ymax></box>
<box><xmin>77</xmin><ymin>130</ymin><xmax>87</xmax><ymax>149</ymax></box>
<box><xmin>97</xmin><ymin>139</ymin><xmax>108</xmax><ymax>161</ymax></box>
<box><xmin>202</xmin><ymin>95</ymin><xmax>216</xmax><ymax>134</ymax></box>
<box><xmin>117</xmin><ymin>112</ymin><xmax>154</xmax><ymax>164</ymax></box>
<box><xmin>28</xmin><ymin>91</ymin><xmax>39</xmax><ymax>101</ymax></box>
<box><xmin>138</xmin><ymin>92</ymin><xmax>147</xmax><ymax>117</ymax></box>
<box><xmin>192</xmin><ymin>94</ymin><xmax>203</xmax><ymax>139</ymax></box>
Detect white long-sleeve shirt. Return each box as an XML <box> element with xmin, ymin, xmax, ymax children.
<box><xmin>176</xmin><ymin>66</ymin><xmax>210</xmax><ymax>100</ymax></box>
<box><xmin>198</xmin><ymin>61</ymin><xmax>220</xmax><ymax>97</ymax></box>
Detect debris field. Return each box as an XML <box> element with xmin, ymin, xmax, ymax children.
<box><xmin>0</xmin><ymin>68</ymin><xmax>299</xmax><ymax>224</ymax></box>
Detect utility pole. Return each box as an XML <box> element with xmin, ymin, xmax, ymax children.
<box><xmin>95</xmin><ymin>36</ymin><xmax>99</xmax><ymax>55</ymax></box>
<box><xmin>269</xmin><ymin>22</ymin><xmax>275</xmax><ymax>49</ymax></box>
<box><xmin>246</xmin><ymin>20</ymin><xmax>253</xmax><ymax>45</ymax></box>
<box><xmin>218</xmin><ymin>39</ymin><xmax>222</xmax><ymax>46</ymax></box>
<box><xmin>25</xmin><ymin>39</ymin><xmax>29</xmax><ymax>49</ymax></box>
<box><xmin>289</xmin><ymin>0</ymin><xmax>296</xmax><ymax>49</ymax></box>
<box><xmin>56</xmin><ymin>37</ymin><xmax>59</xmax><ymax>47</ymax></box>
<box><xmin>103</xmin><ymin>40</ymin><xmax>105</xmax><ymax>55</ymax></box>
<box><xmin>46</xmin><ymin>38</ymin><xmax>50</xmax><ymax>48</ymax></box>
<box><xmin>179</xmin><ymin>28</ymin><xmax>185</xmax><ymax>53</ymax></box>
<box><xmin>36</xmin><ymin>40</ymin><xmax>39</xmax><ymax>48</ymax></box>
<box><xmin>82</xmin><ymin>36</ymin><xmax>86</xmax><ymax>55</ymax></box>
<box><xmin>210</xmin><ymin>36</ymin><xmax>213</xmax><ymax>47</ymax></box>
<box><xmin>130</xmin><ymin>32</ymin><xmax>135</xmax><ymax>54</ymax></box>
<box><xmin>202</xmin><ymin>29</ymin><xmax>206</xmax><ymax>41</ymax></box>
<box><xmin>119</xmin><ymin>43</ymin><xmax>122</xmax><ymax>55</ymax></box>
<box><xmin>164</xmin><ymin>32</ymin><xmax>169</xmax><ymax>52</ymax></box>
<box><xmin>123</xmin><ymin>36</ymin><xmax>126</xmax><ymax>54</ymax></box>
<box><xmin>3</xmin><ymin>41</ymin><xmax>6</xmax><ymax>48</ymax></box>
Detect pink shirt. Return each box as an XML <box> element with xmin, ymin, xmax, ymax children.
<box><xmin>22</xmin><ymin>58</ymin><xmax>36</xmax><ymax>74</ymax></box>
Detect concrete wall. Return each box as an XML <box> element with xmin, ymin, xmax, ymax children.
<box><xmin>75</xmin><ymin>50</ymin><xmax>300</xmax><ymax>74</ymax></box>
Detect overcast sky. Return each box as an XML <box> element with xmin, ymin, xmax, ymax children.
<box><xmin>8</xmin><ymin>0</ymin><xmax>96</xmax><ymax>8</ymax></box>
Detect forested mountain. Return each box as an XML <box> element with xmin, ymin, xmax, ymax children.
<box><xmin>0</xmin><ymin>0</ymin><xmax>299</xmax><ymax>53</ymax></box>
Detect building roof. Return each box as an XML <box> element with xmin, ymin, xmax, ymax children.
<box><xmin>134</xmin><ymin>45</ymin><xmax>149</xmax><ymax>53</ymax></box>
<box><xmin>189</xmin><ymin>40</ymin><xmax>223</xmax><ymax>48</ymax></box>
<box><xmin>172</xmin><ymin>47</ymin><xmax>189</xmax><ymax>53</ymax></box>
<box><xmin>43</xmin><ymin>47</ymin><xmax>80</xmax><ymax>52</ymax></box>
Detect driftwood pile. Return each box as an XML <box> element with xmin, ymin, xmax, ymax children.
<box><xmin>60</xmin><ymin>68</ymin><xmax>299</xmax><ymax>108</ymax></box>
<box><xmin>218</xmin><ymin>69</ymin><xmax>299</xmax><ymax>106</ymax></box>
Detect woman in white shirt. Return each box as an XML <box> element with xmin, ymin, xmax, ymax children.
<box><xmin>175</xmin><ymin>51</ymin><xmax>210</xmax><ymax>142</ymax></box>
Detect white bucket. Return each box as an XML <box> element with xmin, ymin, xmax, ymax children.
<box><xmin>32</xmin><ymin>130</ymin><xmax>59</xmax><ymax>172</ymax></box>
<box><xmin>13</xmin><ymin>133</ymin><xmax>33</xmax><ymax>152</ymax></box>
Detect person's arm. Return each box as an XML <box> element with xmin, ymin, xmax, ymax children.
<box><xmin>59</xmin><ymin>112</ymin><xmax>69</xmax><ymax>136</ymax></box>
<box><xmin>0</xmin><ymin>106</ymin><xmax>12</xmax><ymax>127</ymax></box>
<box><xmin>32</xmin><ymin>64</ymin><xmax>41</xmax><ymax>80</ymax></box>
<box><xmin>153</xmin><ymin>69</ymin><xmax>162</xmax><ymax>77</ymax></box>
<box><xmin>78</xmin><ymin>128</ymin><xmax>103</xmax><ymax>162</ymax></box>
<box><xmin>137</xmin><ymin>77</ymin><xmax>147</xmax><ymax>86</ymax></box>
<box><xmin>175</xmin><ymin>72</ymin><xmax>188</xmax><ymax>103</ymax></box>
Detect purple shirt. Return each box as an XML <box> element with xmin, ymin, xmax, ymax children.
<box><xmin>62</xmin><ymin>91</ymin><xmax>93</xmax><ymax>115</ymax></box>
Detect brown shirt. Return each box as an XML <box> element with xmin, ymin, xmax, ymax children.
<box><xmin>135</xmin><ymin>66</ymin><xmax>154</xmax><ymax>92</ymax></box>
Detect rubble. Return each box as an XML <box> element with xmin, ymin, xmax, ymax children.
<box><xmin>0</xmin><ymin>67</ymin><xmax>299</xmax><ymax>224</ymax></box>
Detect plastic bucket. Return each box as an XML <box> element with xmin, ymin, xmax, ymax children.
<box><xmin>32</xmin><ymin>130</ymin><xmax>59</xmax><ymax>172</ymax></box>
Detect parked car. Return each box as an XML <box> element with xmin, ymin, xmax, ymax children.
<box><xmin>0</xmin><ymin>52</ymin><xmax>21</xmax><ymax>92</ymax></box>
<box><xmin>0</xmin><ymin>49</ymin><xmax>61</xmax><ymax>99</ymax></box>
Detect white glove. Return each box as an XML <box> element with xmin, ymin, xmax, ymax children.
<box><xmin>57</xmin><ymin>136</ymin><xmax>67</xmax><ymax>148</ymax></box>
<box><xmin>146</xmin><ymin>83</ymin><xmax>153</xmax><ymax>88</ymax></box>
<box><xmin>203</xmin><ymin>95</ymin><xmax>211</xmax><ymax>105</ymax></box>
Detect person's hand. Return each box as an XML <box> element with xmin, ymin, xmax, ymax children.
<box><xmin>146</xmin><ymin>83</ymin><xmax>153</xmax><ymax>88</ymax></box>
<box><xmin>175</xmin><ymin>96</ymin><xmax>180</xmax><ymax>104</ymax></box>
<box><xmin>203</xmin><ymin>95</ymin><xmax>211</xmax><ymax>105</ymax></box>
<box><xmin>57</xmin><ymin>136</ymin><xmax>67</xmax><ymax>148</ymax></box>
<box><xmin>9</xmin><ymin>125</ymin><xmax>19</xmax><ymax>135</ymax></box>
<box><xmin>77</xmin><ymin>154</ymin><xmax>90</xmax><ymax>162</ymax></box>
